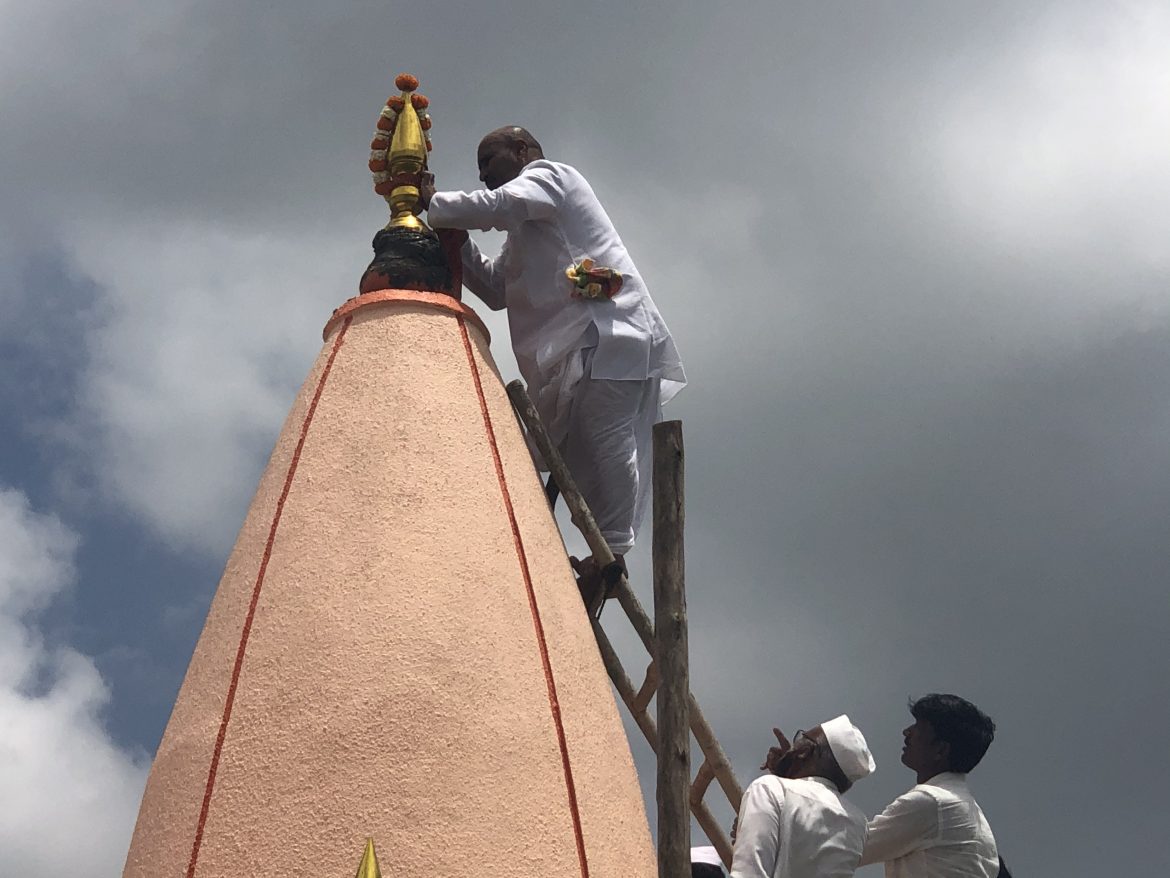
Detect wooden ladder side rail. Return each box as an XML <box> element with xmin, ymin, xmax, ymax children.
<box><xmin>505</xmin><ymin>380</ymin><xmax>745</xmax><ymax>869</ymax></box>
<box><xmin>654</xmin><ymin>419</ymin><xmax>690</xmax><ymax>878</ymax></box>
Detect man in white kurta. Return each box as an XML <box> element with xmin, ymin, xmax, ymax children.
<box><xmin>732</xmin><ymin>716</ymin><xmax>874</xmax><ymax>878</ymax></box>
<box><xmin>860</xmin><ymin>772</ymin><xmax>997</xmax><ymax>878</ymax></box>
<box><xmin>423</xmin><ymin>127</ymin><xmax>685</xmax><ymax>561</ymax></box>
<box><xmin>859</xmin><ymin>694</ymin><xmax>998</xmax><ymax>878</ymax></box>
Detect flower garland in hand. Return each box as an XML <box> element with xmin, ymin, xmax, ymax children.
<box><xmin>566</xmin><ymin>258</ymin><xmax>624</xmax><ymax>300</ymax></box>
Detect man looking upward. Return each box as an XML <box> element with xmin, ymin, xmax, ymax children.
<box><xmin>860</xmin><ymin>694</ymin><xmax>999</xmax><ymax>878</ymax></box>
<box><xmin>732</xmin><ymin>715</ymin><xmax>875</xmax><ymax>878</ymax></box>
<box><xmin>421</xmin><ymin>128</ymin><xmax>685</xmax><ymax>593</ymax></box>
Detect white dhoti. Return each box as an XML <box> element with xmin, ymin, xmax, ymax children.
<box><xmin>533</xmin><ymin>339</ymin><xmax>662</xmax><ymax>555</ymax></box>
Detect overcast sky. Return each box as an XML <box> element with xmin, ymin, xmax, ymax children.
<box><xmin>3</xmin><ymin>1</ymin><xmax>1169</xmax><ymax>875</ymax></box>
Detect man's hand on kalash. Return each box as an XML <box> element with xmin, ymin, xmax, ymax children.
<box><xmin>761</xmin><ymin>726</ymin><xmax>793</xmax><ymax>773</ymax></box>
<box><xmin>418</xmin><ymin>172</ymin><xmax>435</xmax><ymax>210</ymax></box>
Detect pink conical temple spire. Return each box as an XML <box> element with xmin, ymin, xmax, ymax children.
<box><xmin>121</xmin><ymin>288</ymin><xmax>656</xmax><ymax>877</ymax></box>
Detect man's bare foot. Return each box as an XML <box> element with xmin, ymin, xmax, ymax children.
<box><xmin>569</xmin><ymin>554</ymin><xmax>626</xmax><ymax>615</ymax></box>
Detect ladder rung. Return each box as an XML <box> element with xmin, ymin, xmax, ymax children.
<box><xmin>686</xmin><ymin>693</ymin><xmax>743</xmax><ymax>810</ymax></box>
<box><xmin>591</xmin><ymin>619</ymin><xmax>659</xmax><ymax>752</ymax></box>
<box><xmin>689</xmin><ymin>759</ymin><xmax>715</xmax><ymax>807</ymax></box>
<box><xmin>632</xmin><ymin>661</ymin><xmax>658</xmax><ymax>715</ymax></box>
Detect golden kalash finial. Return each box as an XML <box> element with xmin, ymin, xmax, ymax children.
<box><xmin>369</xmin><ymin>73</ymin><xmax>433</xmax><ymax>232</ymax></box>
<box><xmin>353</xmin><ymin>838</ymin><xmax>383</xmax><ymax>878</ymax></box>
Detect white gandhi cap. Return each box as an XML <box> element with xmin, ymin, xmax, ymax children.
<box><xmin>691</xmin><ymin>846</ymin><xmax>723</xmax><ymax>867</ymax></box>
<box><xmin>821</xmin><ymin>714</ymin><xmax>876</xmax><ymax>783</ymax></box>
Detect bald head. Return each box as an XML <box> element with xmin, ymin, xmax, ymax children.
<box><xmin>476</xmin><ymin>127</ymin><xmax>544</xmax><ymax>190</ymax></box>
<box><xmin>482</xmin><ymin>126</ymin><xmax>543</xmax><ymax>155</ymax></box>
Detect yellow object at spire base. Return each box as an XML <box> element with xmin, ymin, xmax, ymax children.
<box><xmin>353</xmin><ymin>838</ymin><xmax>382</xmax><ymax>878</ymax></box>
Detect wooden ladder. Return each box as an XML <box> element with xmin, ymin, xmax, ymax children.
<box><xmin>506</xmin><ymin>381</ymin><xmax>744</xmax><ymax>873</ymax></box>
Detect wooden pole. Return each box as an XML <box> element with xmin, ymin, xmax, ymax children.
<box><xmin>654</xmin><ymin>421</ymin><xmax>689</xmax><ymax>878</ymax></box>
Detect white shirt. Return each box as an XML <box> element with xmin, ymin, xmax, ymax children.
<box><xmin>427</xmin><ymin>160</ymin><xmax>685</xmax><ymax>400</ymax></box>
<box><xmin>860</xmin><ymin>773</ymin><xmax>998</xmax><ymax>878</ymax></box>
<box><xmin>732</xmin><ymin>775</ymin><xmax>868</xmax><ymax>878</ymax></box>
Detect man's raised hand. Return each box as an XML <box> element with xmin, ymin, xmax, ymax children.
<box><xmin>761</xmin><ymin>727</ymin><xmax>792</xmax><ymax>773</ymax></box>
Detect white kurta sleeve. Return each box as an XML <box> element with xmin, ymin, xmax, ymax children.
<box><xmin>427</xmin><ymin>165</ymin><xmax>562</xmax><ymax>232</ymax></box>
<box><xmin>731</xmin><ymin>777</ymin><xmax>784</xmax><ymax>878</ymax></box>
<box><xmin>859</xmin><ymin>789</ymin><xmax>938</xmax><ymax>866</ymax></box>
<box><xmin>459</xmin><ymin>237</ymin><xmax>507</xmax><ymax>311</ymax></box>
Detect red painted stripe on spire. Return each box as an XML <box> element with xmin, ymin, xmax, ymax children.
<box><xmin>184</xmin><ymin>316</ymin><xmax>353</xmax><ymax>878</ymax></box>
<box><xmin>457</xmin><ymin>316</ymin><xmax>591</xmax><ymax>878</ymax></box>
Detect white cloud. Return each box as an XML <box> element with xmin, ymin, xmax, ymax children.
<box><xmin>936</xmin><ymin>1</ymin><xmax>1170</xmax><ymax>274</ymax></box>
<box><xmin>69</xmin><ymin>219</ymin><xmax>370</xmax><ymax>554</ymax></box>
<box><xmin>0</xmin><ymin>488</ymin><xmax>148</xmax><ymax>876</ymax></box>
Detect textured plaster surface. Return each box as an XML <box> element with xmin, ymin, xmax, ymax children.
<box><xmin>122</xmin><ymin>293</ymin><xmax>656</xmax><ymax>878</ymax></box>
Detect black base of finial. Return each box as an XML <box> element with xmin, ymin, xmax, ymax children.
<box><xmin>360</xmin><ymin>226</ymin><xmax>453</xmax><ymax>295</ymax></box>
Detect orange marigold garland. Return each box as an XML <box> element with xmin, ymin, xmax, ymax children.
<box><xmin>370</xmin><ymin>72</ymin><xmax>433</xmax><ymax>196</ymax></box>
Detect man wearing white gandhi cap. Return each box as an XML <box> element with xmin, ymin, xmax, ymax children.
<box><xmin>731</xmin><ymin>715</ymin><xmax>875</xmax><ymax>878</ymax></box>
